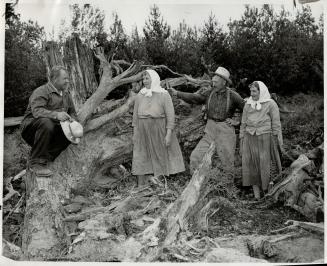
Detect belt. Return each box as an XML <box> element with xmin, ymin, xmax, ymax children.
<box><xmin>208</xmin><ymin>117</ymin><xmax>226</xmax><ymax>123</ymax></box>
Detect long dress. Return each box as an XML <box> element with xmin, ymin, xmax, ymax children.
<box><xmin>240</xmin><ymin>101</ymin><xmax>282</xmax><ymax>190</ymax></box>
<box><xmin>132</xmin><ymin>91</ymin><xmax>185</xmax><ymax>176</ymax></box>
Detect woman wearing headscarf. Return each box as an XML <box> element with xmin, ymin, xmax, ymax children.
<box><xmin>240</xmin><ymin>81</ymin><xmax>283</xmax><ymax>199</ymax></box>
<box><xmin>132</xmin><ymin>69</ymin><xmax>185</xmax><ymax>187</ymax></box>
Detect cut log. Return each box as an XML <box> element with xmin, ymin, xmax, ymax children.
<box><xmin>4</xmin><ymin>116</ymin><xmax>24</xmax><ymax>127</ymax></box>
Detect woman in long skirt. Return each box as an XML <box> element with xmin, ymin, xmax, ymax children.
<box><xmin>132</xmin><ymin>69</ymin><xmax>185</xmax><ymax>187</ymax></box>
<box><xmin>240</xmin><ymin>81</ymin><xmax>282</xmax><ymax>199</ymax></box>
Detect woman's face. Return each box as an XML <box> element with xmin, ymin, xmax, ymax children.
<box><xmin>250</xmin><ymin>85</ymin><xmax>260</xmax><ymax>101</ymax></box>
<box><xmin>143</xmin><ymin>72</ymin><xmax>151</xmax><ymax>90</ymax></box>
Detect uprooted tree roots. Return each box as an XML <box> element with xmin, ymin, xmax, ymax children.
<box><xmin>3</xmin><ymin>37</ymin><xmax>324</xmax><ymax>262</ymax></box>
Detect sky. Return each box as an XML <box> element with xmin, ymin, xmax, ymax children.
<box><xmin>13</xmin><ymin>0</ymin><xmax>325</xmax><ymax>38</ymax></box>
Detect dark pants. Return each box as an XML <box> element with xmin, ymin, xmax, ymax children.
<box><xmin>21</xmin><ymin>118</ymin><xmax>71</xmax><ymax>165</ymax></box>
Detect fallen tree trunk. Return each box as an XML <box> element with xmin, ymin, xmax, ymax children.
<box><xmin>20</xmin><ymin>40</ymin><xmax>207</xmax><ymax>259</ymax></box>
<box><xmin>21</xmin><ymin>46</ymin><xmax>142</xmax><ymax>259</ymax></box>
<box><xmin>164</xmin><ymin>143</ymin><xmax>215</xmax><ymax>245</ymax></box>
<box><xmin>19</xmin><ymin>35</ymin><xmax>310</xmax><ymax>261</ymax></box>
<box><xmin>4</xmin><ymin>116</ymin><xmax>24</xmax><ymax>127</ymax></box>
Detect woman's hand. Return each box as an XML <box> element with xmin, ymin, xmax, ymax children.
<box><xmin>133</xmin><ymin>127</ymin><xmax>139</xmax><ymax>143</ymax></box>
<box><xmin>226</xmin><ymin>118</ymin><xmax>240</xmax><ymax>127</ymax></box>
<box><xmin>165</xmin><ymin>130</ymin><xmax>172</xmax><ymax>147</ymax></box>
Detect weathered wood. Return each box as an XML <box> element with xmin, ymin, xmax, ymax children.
<box><xmin>78</xmin><ymin>58</ymin><xmax>143</xmax><ymax>125</ymax></box>
<box><xmin>44</xmin><ymin>35</ymin><xmax>98</xmax><ymax>111</ymax></box>
<box><xmin>2</xmin><ymin>239</ymin><xmax>23</xmax><ymax>260</ymax></box>
<box><xmin>4</xmin><ymin>116</ymin><xmax>24</xmax><ymax>127</ymax></box>
<box><xmin>264</xmin><ymin>146</ymin><xmax>324</xmax><ymax>222</ymax></box>
<box><xmin>161</xmin><ymin>76</ymin><xmax>211</xmax><ymax>88</ymax></box>
<box><xmin>271</xmin><ymin>220</ymin><xmax>324</xmax><ymax>235</ymax></box>
<box><xmin>92</xmin><ymin>98</ymin><xmax>126</xmax><ymax>117</ymax></box>
<box><xmin>20</xmin><ymin>36</ymin><xmax>245</xmax><ymax>260</ymax></box>
<box><xmin>164</xmin><ymin>143</ymin><xmax>215</xmax><ymax>245</ymax></box>
<box><xmin>13</xmin><ymin>169</ymin><xmax>27</xmax><ymax>181</ymax></box>
<box><xmin>85</xmin><ymin>91</ymin><xmax>136</xmax><ymax>132</ymax></box>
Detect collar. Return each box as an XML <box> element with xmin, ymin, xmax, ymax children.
<box><xmin>48</xmin><ymin>82</ymin><xmax>63</xmax><ymax>96</ymax></box>
<box><xmin>214</xmin><ymin>86</ymin><xmax>227</xmax><ymax>94</ymax></box>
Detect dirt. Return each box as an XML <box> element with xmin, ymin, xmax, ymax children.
<box><xmin>3</xmin><ymin>157</ymin><xmax>324</xmax><ymax>263</ymax></box>
<box><xmin>2</xmin><ymin>107</ymin><xmax>324</xmax><ymax>263</ymax></box>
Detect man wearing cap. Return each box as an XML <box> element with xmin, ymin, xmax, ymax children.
<box><xmin>168</xmin><ymin>66</ymin><xmax>245</xmax><ymax>173</ymax></box>
<box><xmin>21</xmin><ymin>65</ymin><xmax>78</xmax><ymax>177</ymax></box>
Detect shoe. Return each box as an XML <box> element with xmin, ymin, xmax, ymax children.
<box><xmin>149</xmin><ymin>176</ymin><xmax>164</xmax><ymax>187</ymax></box>
<box><xmin>30</xmin><ymin>164</ymin><xmax>53</xmax><ymax>177</ymax></box>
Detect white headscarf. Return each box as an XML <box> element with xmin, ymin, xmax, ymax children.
<box><xmin>246</xmin><ymin>81</ymin><xmax>272</xmax><ymax>110</ymax></box>
<box><xmin>139</xmin><ymin>69</ymin><xmax>167</xmax><ymax>97</ymax></box>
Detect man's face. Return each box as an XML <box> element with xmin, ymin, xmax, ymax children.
<box><xmin>54</xmin><ymin>70</ymin><xmax>70</xmax><ymax>91</ymax></box>
<box><xmin>212</xmin><ymin>75</ymin><xmax>226</xmax><ymax>90</ymax></box>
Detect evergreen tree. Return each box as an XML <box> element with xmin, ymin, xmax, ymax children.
<box><xmin>59</xmin><ymin>4</ymin><xmax>107</xmax><ymax>47</ymax></box>
<box><xmin>200</xmin><ymin>13</ymin><xmax>228</xmax><ymax>74</ymax></box>
<box><xmin>108</xmin><ymin>12</ymin><xmax>128</xmax><ymax>59</ymax></box>
<box><xmin>143</xmin><ymin>5</ymin><xmax>171</xmax><ymax>65</ymax></box>
<box><xmin>127</xmin><ymin>26</ymin><xmax>147</xmax><ymax>61</ymax></box>
<box><xmin>5</xmin><ymin>4</ymin><xmax>47</xmax><ymax>116</ymax></box>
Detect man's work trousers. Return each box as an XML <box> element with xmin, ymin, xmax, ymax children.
<box><xmin>21</xmin><ymin>117</ymin><xmax>71</xmax><ymax>165</ymax></box>
<box><xmin>190</xmin><ymin>119</ymin><xmax>236</xmax><ymax>174</ymax></box>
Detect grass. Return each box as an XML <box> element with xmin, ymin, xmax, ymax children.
<box><xmin>2</xmin><ymin>92</ymin><xmax>323</xmax><ymax>256</ymax></box>
<box><xmin>279</xmin><ymin>93</ymin><xmax>323</xmax><ymax>150</ymax></box>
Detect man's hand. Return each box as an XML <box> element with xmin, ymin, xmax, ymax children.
<box><xmin>56</xmin><ymin>111</ymin><xmax>72</xmax><ymax>122</ymax></box>
<box><xmin>225</xmin><ymin>118</ymin><xmax>240</xmax><ymax>127</ymax></box>
<box><xmin>166</xmin><ymin>81</ymin><xmax>178</xmax><ymax>97</ymax></box>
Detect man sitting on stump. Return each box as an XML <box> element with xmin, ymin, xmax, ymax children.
<box><xmin>21</xmin><ymin>66</ymin><xmax>78</xmax><ymax>177</ymax></box>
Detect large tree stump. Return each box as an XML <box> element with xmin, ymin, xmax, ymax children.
<box><xmin>44</xmin><ymin>35</ymin><xmax>98</xmax><ymax>111</ymax></box>
<box><xmin>20</xmin><ymin>39</ymin><xmax>212</xmax><ymax>260</ymax></box>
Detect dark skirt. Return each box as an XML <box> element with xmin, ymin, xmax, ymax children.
<box><xmin>241</xmin><ymin>132</ymin><xmax>282</xmax><ymax>190</ymax></box>
<box><xmin>132</xmin><ymin>117</ymin><xmax>185</xmax><ymax>176</ymax></box>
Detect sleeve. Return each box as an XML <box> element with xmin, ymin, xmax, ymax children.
<box><xmin>163</xmin><ymin>93</ymin><xmax>175</xmax><ymax>130</ymax></box>
<box><xmin>239</xmin><ymin>105</ymin><xmax>248</xmax><ymax>139</ymax></box>
<box><xmin>67</xmin><ymin>94</ymin><xmax>78</xmax><ymax>120</ymax></box>
<box><xmin>30</xmin><ymin>88</ymin><xmax>59</xmax><ymax>120</ymax></box>
<box><xmin>269</xmin><ymin>101</ymin><xmax>283</xmax><ymax>145</ymax></box>
<box><xmin>232</xmin><ymin>91</ymin><xmax>245</xmax><ymax>111</ymax></box>
<box><xmin>176</xmin><ymin>88</ymin><xmax>207</xmax><ymax>104</ymax></box>
<box><xmin>132</xmin><ymin>95</ymin><xmax>139</xmax><ymax>127</ymax></box>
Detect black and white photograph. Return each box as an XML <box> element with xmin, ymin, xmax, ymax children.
<box><xmin>1</xmin><ymin>0</ymin><xmax>325</xmax><ymax>263</ymax></box>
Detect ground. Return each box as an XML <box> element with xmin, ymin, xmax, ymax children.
<box><xmin>2</xmin><ymin>93</ymin><xmax>324</xmax><ymax>262</ymax></box>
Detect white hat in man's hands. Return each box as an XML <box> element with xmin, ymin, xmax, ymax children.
<box><xmin>60</xmin><ymin>120</ymin><xmax>84</xmax><ymax>144</ymax></box>
<box><xmin>213</xmin><ymin>66</ymin><xmax>232</xmax><ymax>85</ymax></box>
